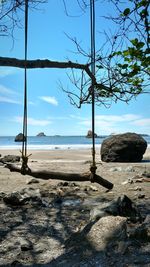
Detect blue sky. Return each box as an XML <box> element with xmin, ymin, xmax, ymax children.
<box><xmin>0</xmin><ymin>0</ymin><xmax>150</xmax><ymax>136</ymax></box>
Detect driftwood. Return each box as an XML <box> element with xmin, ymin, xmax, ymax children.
<box><xmin>5</xmin><ymin>164</ymin><xmax>113</xmax><ymax>190</ymax></box>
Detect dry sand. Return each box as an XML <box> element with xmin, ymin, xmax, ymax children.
<box><xmin>0</xmin><ymin>147</ymin><xmax>150</xmax><ymax>193</ymax></box>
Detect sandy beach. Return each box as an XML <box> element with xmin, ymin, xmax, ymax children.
<box><xmin>0</xmin><ymin>147</ymin><xmax>150</xmax><ymax>266</ymax></box>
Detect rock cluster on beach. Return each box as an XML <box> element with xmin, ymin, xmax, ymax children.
<box><xmin>0</xmin><ymin>154</ymin><xmax>20</xmax><ymax>163</ymax></box>
<box><xmin>101</xmin><ymin>132</ymin><xmax>147</xmax><ymax>162</ymax></box>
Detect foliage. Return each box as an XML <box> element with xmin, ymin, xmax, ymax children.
<box><xmin>95</xmin><ymin>0</ymin><xmax>150</xmax><ymax>101</ymax></box>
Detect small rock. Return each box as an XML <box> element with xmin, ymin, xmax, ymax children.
<box><xmin>109</xmin><ymin>167</ymin><xmax>122</xmax><ymax>172</ymax></box>
<box><xmin>125</xmin><ymin>166</ymin><xmax>135</xmax><ymax>172</ymax></box>
<box><xmin>3</xmin><ymin>192</ymin><xmax>25</xmax><ymax>205</ymax></box>
<box><xmin>20</xmin><ymin>238</ymin><xmax>33</xmax><ymax>251</ymax></box>
<box><xmin>26</xmin><ymin>178</ymin><xmax>39</xmax><ymax>184</ymax></box>
<box><xmin>138</xmin><ymin>193</ymin><xmax>145</xmax><ymax>199</ymax></box>
<box><xmin>58</xmin><ymin>181</ymin><xmax>69</xmax><ymax>187</ymax></box>
<box><xmin>89</xmin><ymin>185</ymin><xmax>98</xmax><ymax>191</ymax></box>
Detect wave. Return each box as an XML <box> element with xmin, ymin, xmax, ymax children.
<box><xmin>0</xmin><ymin>144</ymin><xmax>101</xmax><ymax>150</ymax></box>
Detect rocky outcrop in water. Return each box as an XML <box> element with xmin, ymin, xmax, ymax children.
<box><xmin>36</xmin><ymin>132</ymin><xmax>46</xmax><ymax>137</ymax></box>
<box><xmin>15</xmin><ymin>133</ymin><xmax>26</xmax><ymax>142</ymax></box>
<box><xmin>86</xmin><ymin>130</ymin><xmax>98</xmax><ymax>138</ymax></box>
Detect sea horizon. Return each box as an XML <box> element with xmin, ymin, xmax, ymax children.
<box><xmin>0</xmin><ymin>134</ymin><xmax>149</xmax><ymax>150</ymax></box>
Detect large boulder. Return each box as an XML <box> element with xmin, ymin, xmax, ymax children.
<box><xmin>101</xmin><ymin>132</ymin><xmax>147</xmax><ymax>162</ymax></box>
<box><xmin>15</xmin><ymin>133</ymin><xmax>26</xmax><ymax>142</ymax></box>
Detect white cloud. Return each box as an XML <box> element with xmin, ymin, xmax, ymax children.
<box><xmin>0</xmin><ymin>85</ymin><xmax>17</xmax><ymax>95</ymax></box>
<box><xmin>77</xmin><ymin>113</ymin><xmax>149</xmax><ymax>135</ymax></box>
<box><xmin>39</xmin><ymin>96</ymin><xmax>58</xmax><ymax>106</ymax></box>
<box><xmin>0</xmin><ymin>85</ymin><xmax>21</xmax><ymax>104</ymax></box>
<box><xmin>0</xmin><ymin>68</ymin><xmax>15</xmax><ymax>78</ymax></box>
<box><xmin>14</xmin><ymin>116</ymin><xmax>51</xmax><ymax>126</ymax></box>
<box><xmin>0</xmin><ymin>96</ymin><xmax>21</xmax><ymax>104</ymax></box>
<box><xmin>132</xmin><ymin>118</ymin><xmax>150</xmax><ymax>127</ymax></box>
<box><xmin>95</xmin><ymin>114</ymin><xmax>141</xmax><ymax>122</ymax></box>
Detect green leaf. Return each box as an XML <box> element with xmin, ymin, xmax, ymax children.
<box><xmin>122</xmin><ymin>64</ymin><xmax>128</xmax><ymax>69</ymax></box>
<box><xmin>131</xmin><ymin>38</ymin><xmax>139</xmax><ymax>46</ymax></box>
<box><xmin>123</xmin><ymin>8</ymin><xmax>130</xmax><ymax>16</ymax></box>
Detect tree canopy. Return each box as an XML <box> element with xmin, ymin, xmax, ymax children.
<box><xmin>0</xmin><ymin>0</ymin><xmax>149</xmax><ymax>108</ymax></box>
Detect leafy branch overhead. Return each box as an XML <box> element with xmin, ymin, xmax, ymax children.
<box><xmin>102</xmin><ymin>0</ymin><xmax>150</xmax><ymax>96</ymax></box>
<box><xmin>0</xmin><ymin>0</ymin><xmax>149</xmax><ymax>108</ymax></box>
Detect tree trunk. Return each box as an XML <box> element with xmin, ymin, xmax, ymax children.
<box><xmin>5</xmin><ymin>164</ymin><xmax>113</xmax><ymax>190</ymax></box>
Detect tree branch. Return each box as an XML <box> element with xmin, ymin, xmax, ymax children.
<box><xmin>0</xmin><ymin>56</ymin><xmax>95</xmax><ymax>78</ymax></box>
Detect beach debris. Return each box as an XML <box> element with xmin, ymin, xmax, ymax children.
<box><xmin>14</xmin><ymin>133</ymin><xmax>26</xmax><ymax>142</ymax></box>
<box><xmin>110</xmin><ymin>166</ymin><xmax>135</xmax><ymax>172</ymax></box>
<box><xmin>84</xmin><ymin>185</ymin><xmax>98</xmax><ymax>192</ymax></box>
<box><xmin>0</xmin><ymin>155</ymin><xmax>20</xmax><ymax>163</ymax></box>
<box><xmin>90</xmin><ymin>195</ymin><xmax>141</xmax><ymax>222</ymax></box>
<box><xmin>122</xmin><ymin>174</ymin><xmax>150</xmax><ymax>185</ymax></box>
<box><xmin>109</xmin><ymin>167</ymin><xmax>123</xmax><ymax>172</ymax></box>
<box><xmin>100</xmin><ymin>132</ymin><xmax>147</xmax><ymax>162</ymax></box>
<box><xmin>125</xmin><ymin>166</ymin><xmax>135</xmax><ymax>172</ymax></box>
<box><xmin>121</xmin><ymin>178</ymin><xmax>133</xmax><ymax>185</ymax></box>
<box><xmin>128</xmin><ymin>186</ymin><xmax>142</xmax><ymax>191</ymax></box>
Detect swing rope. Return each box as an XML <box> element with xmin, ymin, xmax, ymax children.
<box><xmin>90</xmin><ymin>0</ymin><xmax>97</xmax><ymax>182</ymax></box>
<box><xmin>21</xmin><ymin>0</ymin><xmax>30</xmax><ymax>174</ymax></box>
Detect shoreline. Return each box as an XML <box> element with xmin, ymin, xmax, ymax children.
<box><xmin>0</xmin><ymin>146</ymin><xmax>150</xmax><ymax>162</ymax></box>
<box><xmin>0</xmin><ymin>143</ymin><xmax>150</xmax><ymax>150</ymax></box>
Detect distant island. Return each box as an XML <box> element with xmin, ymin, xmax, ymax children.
<box><xmin>36</xmin><ymin>132</ymin><xmax>46</xmax><ymax>137</ymax></box>
<box><xmin>86</xmin><ymin>130</ymin><xmax>98</xmax><ymax>138</ymax></box>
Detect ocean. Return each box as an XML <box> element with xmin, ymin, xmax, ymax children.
<box><xmin>0</xmin><ymin>135</ymin><xmax>149</xmax><ymax>150</ymax></box>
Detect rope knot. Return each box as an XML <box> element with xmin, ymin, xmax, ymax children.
<box><xmin>20</xmin><ymin>153</ymin><xmax>32</xmax><ymax>175</ymax></box>
<box><xmin>90</xmin><ymin>165</ymin><xmax>97</xmax><ymax>183</ymax></box>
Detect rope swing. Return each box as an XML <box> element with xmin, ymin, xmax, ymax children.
<box><xmin>90</xmin><ymin>0</ymin><xmax>97</xmax><ymax>182</ymax></box>
<box><xmin>21</xmin><ymin>0</ymin><xmax>31</xmax><ymax>174</ymax></box>
<box><xmin>6</xmin><ymin>0</ymin><xmax>113</xmax><ymax>190</ymax></box>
